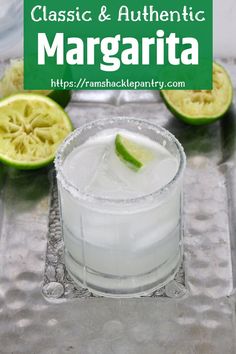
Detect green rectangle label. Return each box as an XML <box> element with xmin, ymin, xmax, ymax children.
<box><xmin>24</xmin><ymin>0</ymin><xmax>213</xmax><ymax>90</ymax></box>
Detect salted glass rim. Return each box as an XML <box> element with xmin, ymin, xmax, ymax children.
<box><xmin>55</xmin><ymin>118</ymin><xmax>186</xmax><ymax>206</ymax></box>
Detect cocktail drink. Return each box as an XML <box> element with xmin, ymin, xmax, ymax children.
<box><xmin>55</xmin><ymin>118</ymin><xmax>186</xmax><ymax>297</ymax></box>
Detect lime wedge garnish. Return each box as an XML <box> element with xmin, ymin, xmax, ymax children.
<box><xmin>161</xmin><ymin>62</ymin><xmax>233</xmax><ymax>125</ymax></box>
<box><xmin>0</xmin><ymin>93</ymin><xmax>73</xmax><ymax>170</ymax></box>
<box><xmin>0</xmin><ymin>59</ymin><xmax>71</xmax><ymax>108</ymax></box>
<box><xmin>115</xmin><ymin>134</ymin><xmax>153</xmax><ymax>170</ymax></box>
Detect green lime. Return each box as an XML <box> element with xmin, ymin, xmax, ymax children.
<box><xmin>0</xmin><ymin>93</ymin><xmax>73</xmax><ymax>170</ymax></box>
<box><xmin>161</xmin><ymin>62</ymin><xmax>233</xmax><ymax>126</ymax></box>
<box><xmin>47</xmin><ymin>90</ymin><xmax>71</xmax><ymax>109</ymax></box>
<box><xmin>115</xmin><ymin>134</ymin><xmax>153</xmax><ymax>170</ymax></box>
<box><xmin>0</xmin><ymin>59</ymin><xmax>71</xmax><ymax>108</ymax></box>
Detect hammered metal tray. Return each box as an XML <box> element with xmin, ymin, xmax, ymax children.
<box><xmin>0</xmin><ymin>59</ymin><xmax>236</xmax><ymax>354</ymax></box>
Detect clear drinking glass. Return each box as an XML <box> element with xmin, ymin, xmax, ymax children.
<box><xmin>0</xmin><ymin>0</ymin><xmax>23</xmax><ymax>59</ymax></box>
<box><xmin>55</xmin><ymin>118</ymin><xmax>186</xmax><ymax>298</ymax></box>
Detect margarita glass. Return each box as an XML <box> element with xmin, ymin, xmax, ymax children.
<box><xmin>55</xmin><ymin>118</ymin><xmax>186</xmax><ymax>297</ymax></box>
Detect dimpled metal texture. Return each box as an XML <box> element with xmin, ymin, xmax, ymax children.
<box><xmin>0</xmin><ymin>59</ymin><xmax>236</xmax><ymax>354</ymax></box>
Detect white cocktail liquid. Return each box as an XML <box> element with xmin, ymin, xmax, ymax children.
<box><xmin>57</xmin><ymin>124</ymin><xmax>185</xmax><ymax>297</ymax></box>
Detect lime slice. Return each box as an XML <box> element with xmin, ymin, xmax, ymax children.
<box><xmin>115</xmin><ymin>134</ymin><xmax>153</xmax><ymax>170</ymax></box>
<box><xmin>0</xmin><ymin>59</ymin><xmax>71</xmax><ymax>108</ymax></box>
<box><xmin>161</xmin><ymin>62</ymin><xmax>233</xmax><ymax>125</ymax></box>
<box><xmin>0</xmin><ymin>93</ymin><xmax>73</xmax><ymax>170</ymax></box>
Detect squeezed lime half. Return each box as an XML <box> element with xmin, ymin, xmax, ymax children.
<box><xmin>0</xmin><ymin>94</ymin><xmax>73</xmax><ymax>170</ymax></box>
<box><xmin>115</xmin><ymin>134</ymin><xmax>153</xmax><ymax>170</ymax></box>
<box><xmin>0</xmin><ymin>59</ymin><xmax>71</xmax><ymax>108</ymax></box>
<box><xmin>161</xmin><ymin>62</ymin><xmax>233</xmax><ymax>125</ymax></box>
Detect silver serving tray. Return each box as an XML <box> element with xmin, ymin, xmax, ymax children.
<box><xmin>0</xmin><ymin>59</ymin><xmax>236</xmax><ymax>354</ymax></box>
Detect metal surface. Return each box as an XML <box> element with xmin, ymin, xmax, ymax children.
<box><xmin>0</xmin><ymin>59</ymin><xmax>236</xmax><ymax>353</ymax></box>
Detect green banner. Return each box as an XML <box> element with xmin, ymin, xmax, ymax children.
<box><xmin>24</xmin><ymin>0</ymin><xmax>213</xmax><ymax>90</ymax></box>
